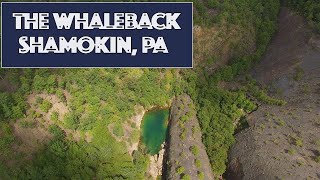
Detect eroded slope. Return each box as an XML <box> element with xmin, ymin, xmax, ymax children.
<box><xmin>227</xmin><ymin>8</ymin><xmax>320</xmax><ymax>180</ymax></box>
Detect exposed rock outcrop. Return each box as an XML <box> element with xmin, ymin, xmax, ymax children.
<box><xmin>148</xmin><ymin>143</ymin><xmax>165</xmax><ymax>179</ymax></box>
<box><xmin>164</xmin><ymin>94</ymin><xmax>214</xmax><ymax>179</ymax></box>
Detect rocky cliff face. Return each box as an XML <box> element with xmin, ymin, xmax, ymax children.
<box><xmin>148</xmin><ymin>143</ymin><xmax>165</xmax><ymax>179</ymax></box>
<box><xmin>164</xmin><ymin>94</ymin><xmax>214</xmax><ymax>180</ymax></box>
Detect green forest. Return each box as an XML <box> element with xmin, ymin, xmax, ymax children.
<box><xmin>0</xmin><ymin>69</ymin><xmax>177</xmax><ymax>179</ymax></box>
<box><xmin>0</xmin><ymin>0</ymin><xmax>308</xmax><ymax>179</ymax></box>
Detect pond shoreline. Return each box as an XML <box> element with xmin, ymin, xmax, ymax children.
<box><xmin>140</xmin><ymin>106</ymin><xmax>170</xmax><ymax>179</ymax></box>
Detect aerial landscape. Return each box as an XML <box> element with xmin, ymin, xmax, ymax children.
<box><xmin>1</xmin><ymin>0</ymin><xmax>320</xmax><ymax>180</ymax></box>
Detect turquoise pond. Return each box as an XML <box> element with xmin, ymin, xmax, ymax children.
<box><xmin>141</xmin><ymin>109</ymin><xmax>169</xmax><ymax>155</ymax></box>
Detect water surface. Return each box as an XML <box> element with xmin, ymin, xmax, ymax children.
<box><xmin>141</xmin><ymin>109</ymin><xmax>169</xmax><ymax>155</ymax></box>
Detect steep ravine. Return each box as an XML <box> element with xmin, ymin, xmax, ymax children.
<box><xmin>226</xmin><ymin>8</ymin><xmax>320</xmax><ymax>179</ymax></box>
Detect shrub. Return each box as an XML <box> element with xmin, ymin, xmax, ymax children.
<box><xmin>314</xmin><ymin>139</ymin><xmax>320</xmax><ymax>146</ymax></box>
<box><xmin>40</xmin><ymin>100</ymin><xmax>52</xmax><ymax>113</ymax></box>
<box><xmin>180</xmin><ymin>115</ymin><xmax>188</xmax><ymax>122</ymax></box>
<box><xmin>198</xmin><ymin>172</ymin><xmax>205</xmax><ymax>180</ymax></box>
<box><xmin>191</xmin><ymin>126</ymin><xmax>196</xmax><ymax>136</ymax></box>
<box><xmin>64</xmin><ymin>113</ymin><xmax>79</xmax><ymax>130</ymax></box>
<box><xmin>190</xmin><ymin>145</ymin><xmax>199</xmax><ymax>156</ymax></box>
<box><xmin>79</xmin><ymin>114</ymin><xmax>96</xmax><ymax>131</ymax></box>
<box><xmin>178</xmin><ymin>122</ymin><xmax>185</xmax><ymax>129</ymax></box>
<box><xmin>56</xmin><ymin>89</ymin><xmax>66</xmax><ymax>103</ymax></box>
<box><xmin>33</xmin><ymin>75</ymin><xmax>57</xmax><ymax>94</ymax></box>
<box><xmin>176</xmin><ymin>166</ymin><xmax>185</xmax><ymax>174</ymax></box>
<box><xmin>301</xmin><ymin>84</ymin><xmax>311</xmax><ymax>94</ymax></box>
<box><xmin>19</xmin><ymin>121</ymin><xmax>36</xmax><ymax>128</ymax></box>
<box><xmin>315</xmin><ymin>155</ymin><xmax>320</xmax><ymax>163</ymax></box>
<box><xmin>181</xmin><ymin>174</ymin><xmax>190</xmax><ymax>180</ymax></box>
<box><xmin>35</xmin><ymin>96</ymin><xmax>43</xmax><ymax>104</ymax></box>
<box><xmin>297</xmin><ymin>159</ymin><xmax>305</xmax><ymax>166</ymax></box>
<box><xmin>130</xmin><ymin>130</ymin><xmax>140</xmax><ymax>143</ymax></box>
<box><xmin>113</xmin><ymin>123</ymin><xmax>124</xmax><ymax>137</ymax></box>
<box><xmin>293</xmin><ymin>66</ymin><xmax>304</xmax><ymax>81</ymax></box>
<box><xmin>48</xmin><ymin>124</ymin><xmax>66</xmax><ymax>140</ymax></box>
<box><xmin>0</xmin><ymin>123</ymin><xmax>15</xmax><ymax>158</ymax></box>
<box><xmin>207</xmin><ymin>0</ymin><xmax>219</xmax><ymax>9</ymax></box>
<box><xmin>287</xmin><ymin>148</ymin><xmax>296</xmax><ymax>155</ymax></box>
<box><xmin>50</xmin><ymin>111</ymin><xmax>59</xmax><ymax>122</ymax></box>
<box><xmin>49</xmin><ymin>139</ymin><xmax>67</xmax><ymax>157</ymax></box>
<box><xmin>29</xmin><ymin>110</ymin><xmax>42</xmax><ymax>119</ymax></box>
<box><xmin>195</xmin><ymin>159</ymin><xmax>202</xmax><ymax>168</ymax></box>
<box><xmin>295</xmin><ymin>138</ymin><xmax>303</xmax><ymax>147</ymax></box>
<box><xmin>276</xmin><ymin>118</ymin><xmax>286</xmax><ymax>126</ymax></box>
<box><xmin>180</xmin><ymin>130</ymin><xmax>186</xmax><ymax>140</ymax></box>
<box><xmin>246</xmin><ymin>79</ymin><xmax>287</xmax><ymax>106</ymax></box>
<box><xmin>28</xmin><ymin>110</ymin><xmax>35</xmax><ymax>118</ymax></box>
